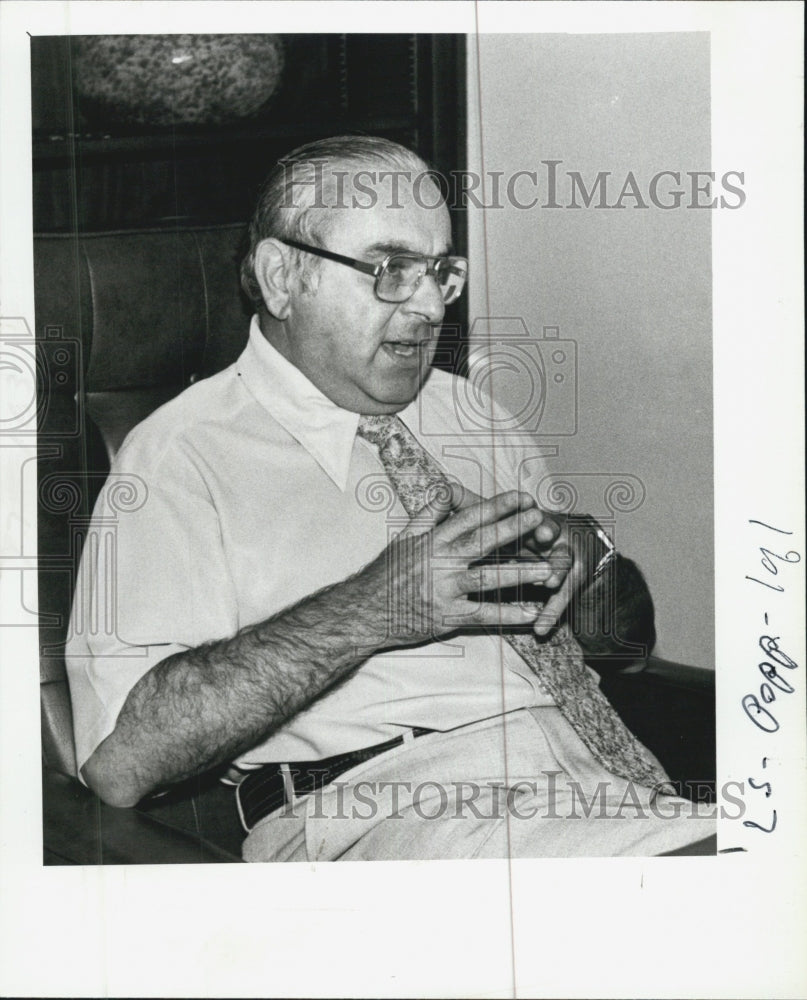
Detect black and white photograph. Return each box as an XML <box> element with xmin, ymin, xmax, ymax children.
<box><xmin>1</xmin><ymin>2</ymin><xmax>804</xmax><ymax>998</ymax></box>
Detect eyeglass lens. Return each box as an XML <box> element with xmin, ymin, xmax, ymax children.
<box><xmin>377</xmin><ymin>255</ymin><xmax>467</xmax><ymax>304</ymax></box>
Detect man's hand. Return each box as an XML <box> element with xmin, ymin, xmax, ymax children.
<box><xmin>351</xmin><ymin>489</ymin><xmax>565</xmax><ymax>648</ymax></box>
<box><xmin>431</xmin><ymin>489</ymin><xmax>577</xmax><ymax>637</ymax></box>
<box><xmin>519</xmin><ymin>511</ymin><xmax>587</xmax><ymax>636</ymax></box>
<box><xmin>519</xmin><ymin>509</ymin><xmax>656</xmax><ymax>656</ymax></box>
<box><xmin>433</xmin><ymin>495</ymin><xmax>650</xmax><ymax>654</ymax></box>
<box><xmin>366</xmin><ymin>487</ymin><xmax>653</xmax><ymax>658</ymax></box>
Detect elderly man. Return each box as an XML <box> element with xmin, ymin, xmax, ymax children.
<box><xmin>66</xmin><ymin>135</ymin><xmax>715</xmax><ymax>860</ymax></box>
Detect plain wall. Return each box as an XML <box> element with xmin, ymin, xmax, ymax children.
<box><xmin>467</xmin><ymin>33</ymin><xmax>714</xmax><ymax>668</ymax></box>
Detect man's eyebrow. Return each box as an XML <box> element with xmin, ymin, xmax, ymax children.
<box><xmin>364</xmin><ymin>240</ymin><xmax>455</xmax><ymax>258</ymax></box>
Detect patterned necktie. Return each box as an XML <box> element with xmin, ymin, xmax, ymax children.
<box><xmin>357</xmin><ymin>413</ymin><xmax>671</xmax><ymax>790</ymax></box>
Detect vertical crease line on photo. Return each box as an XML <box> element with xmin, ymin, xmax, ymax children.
<box><xmin>473</xmin><ymin>7</ymin><xmax>518</xmax><ymax>999</ymax></box>
<box><xmin>78</xmin><ymin>243</ymin><xmax>93</xmax><ymax>521</ymax></box>
<box><xmin>193</xmin><ymin>231</ymin><xmax>212</xmax><ymax>370</ymax></box>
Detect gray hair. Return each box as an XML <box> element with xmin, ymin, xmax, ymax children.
<box><xmin>240</xmin><ymin>135</ymin><xmax>432</xmax><ymax>308</ymax></box>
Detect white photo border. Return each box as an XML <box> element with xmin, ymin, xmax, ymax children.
<box><xmin>1</xmin><ymin>3</ymin><xmax>804</xmax><ymax>998</ymax></box>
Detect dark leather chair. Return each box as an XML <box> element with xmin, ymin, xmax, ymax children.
<box><xmin>37</xmin><ymin>225</ymin><xmax>250</xmax><ymax>863</ymax></box>
<box><xmin>35</xmin><ymin>225</ymin><xmax>715</xmax><ymax>865</ymax></box>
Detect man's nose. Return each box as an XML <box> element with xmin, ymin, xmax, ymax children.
<box><xmin>403</xmin><ymin>271</ymin><xmax>446</xmax><ymax>323</ymax></box>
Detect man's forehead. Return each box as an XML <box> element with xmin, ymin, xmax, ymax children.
<box><xmin>319</xmin><ymin>191</ymin><xmax>452</xmax><ymax>255</ymax></box>
<box><xmin>299</xmin><ymin>161</ymin><xmax>448</xmax><ymax>247</ymax></box>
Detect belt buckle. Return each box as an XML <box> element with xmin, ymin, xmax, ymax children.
<box><xmin>236</xmin><ymin>727</ymin><xmax>436</xmax><ymax>833</ymax></box>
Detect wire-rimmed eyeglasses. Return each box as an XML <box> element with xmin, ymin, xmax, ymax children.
<box><xmin>280</xmin><ymin>238</ymin><xmax>468</xmax><ymax>305</ymax></box>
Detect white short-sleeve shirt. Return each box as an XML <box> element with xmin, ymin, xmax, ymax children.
<box><xmin>66</xmin><ymin>318</ymin><xmax>558</xmax><ymax>773</ymax></box>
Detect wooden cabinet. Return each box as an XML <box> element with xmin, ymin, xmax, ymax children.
<box><xmin>31</xmin><ymin>34</ymin><xmax>466</xmax><ymax>236</ymax></box>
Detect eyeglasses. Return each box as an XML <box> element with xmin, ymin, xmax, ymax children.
<box><xmin>280</xmin><ymin>238</ymin><xmax>468</xmax><ymax>305</ymax></box>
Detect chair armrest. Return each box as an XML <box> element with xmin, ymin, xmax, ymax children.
<box><xmin>591</xmin><ymin>656</ymin><xmax>716</xmax><ymax>799</ymax></box>
<box><xmin>640</xmin><ymin>656</ymin><xmax>715</xmax><ymax>691</ymax></box>
<box><xmin>42</xmin><ymin>768</ymin><xmax>242</xmax><ymax>865</ymax></box>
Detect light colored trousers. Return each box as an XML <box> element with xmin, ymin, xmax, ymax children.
<box><xmin>242</xmin><ymin>707</ymin><xmax>716</xmax><ymax>862</ymax></box>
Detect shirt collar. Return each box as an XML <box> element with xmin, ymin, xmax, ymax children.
<box><xmin>236</xmin><ymin>316</ymin><xmax>360</xmax><ymax>490</ymax></box>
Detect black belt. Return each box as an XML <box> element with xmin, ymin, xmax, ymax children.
<box><xmin>236</xmin><ymin>728</ymin><xmax>434</xmax><ymax>832</ymax></box>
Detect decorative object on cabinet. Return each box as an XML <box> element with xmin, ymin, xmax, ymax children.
<box><xmin>72</xmin><ymin>34</ymin><xmax>285</xmax><ymax>128</ymax></box>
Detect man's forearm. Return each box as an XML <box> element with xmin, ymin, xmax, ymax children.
<box><xmin>567</xmin><ymin>555</ymin><xmax>656</xmax><ymax>658</ymax></box>
<box><xmin>82</xmin><ymin>490</ymin><xmax>573</xmax><ymax>807</ymax></box>
<box><xmin>82</xmin><ymin>573</ymin><xmax>387</xmax><ymax>807</ymax></box>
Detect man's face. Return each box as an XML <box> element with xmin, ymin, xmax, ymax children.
<box><xmin>275</xmin><ymin>176</ymin><xmax>453</xmax><ymax>414</ymax></box>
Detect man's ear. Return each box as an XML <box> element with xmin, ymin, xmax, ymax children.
<box><xmin>254</xmin><ymin>239</ymin><xmax>292</xmax><ymax>320</ymax></box>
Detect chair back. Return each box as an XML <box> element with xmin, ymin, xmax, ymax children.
<box><xmin>36</xmin><ymin>224</ymin><xmax>251</xmax><ymax>775</ymax></box>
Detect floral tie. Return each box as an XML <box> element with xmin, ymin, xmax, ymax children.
<box><xmin>358</xmin><ymin>413</ymin><xmax>671</xmax><ymax>790</ymax></box>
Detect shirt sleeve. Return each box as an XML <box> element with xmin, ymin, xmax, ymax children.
<box><xmin>65</xmin><ymin>432</ymin><xmax>239</xmax><ymax>777</ymax></box>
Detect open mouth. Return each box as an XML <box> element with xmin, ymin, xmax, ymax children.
<box><xmin>383</xmin><ymin>341</ymin><xmax>428</xmax><ymax>359</ymax></box>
